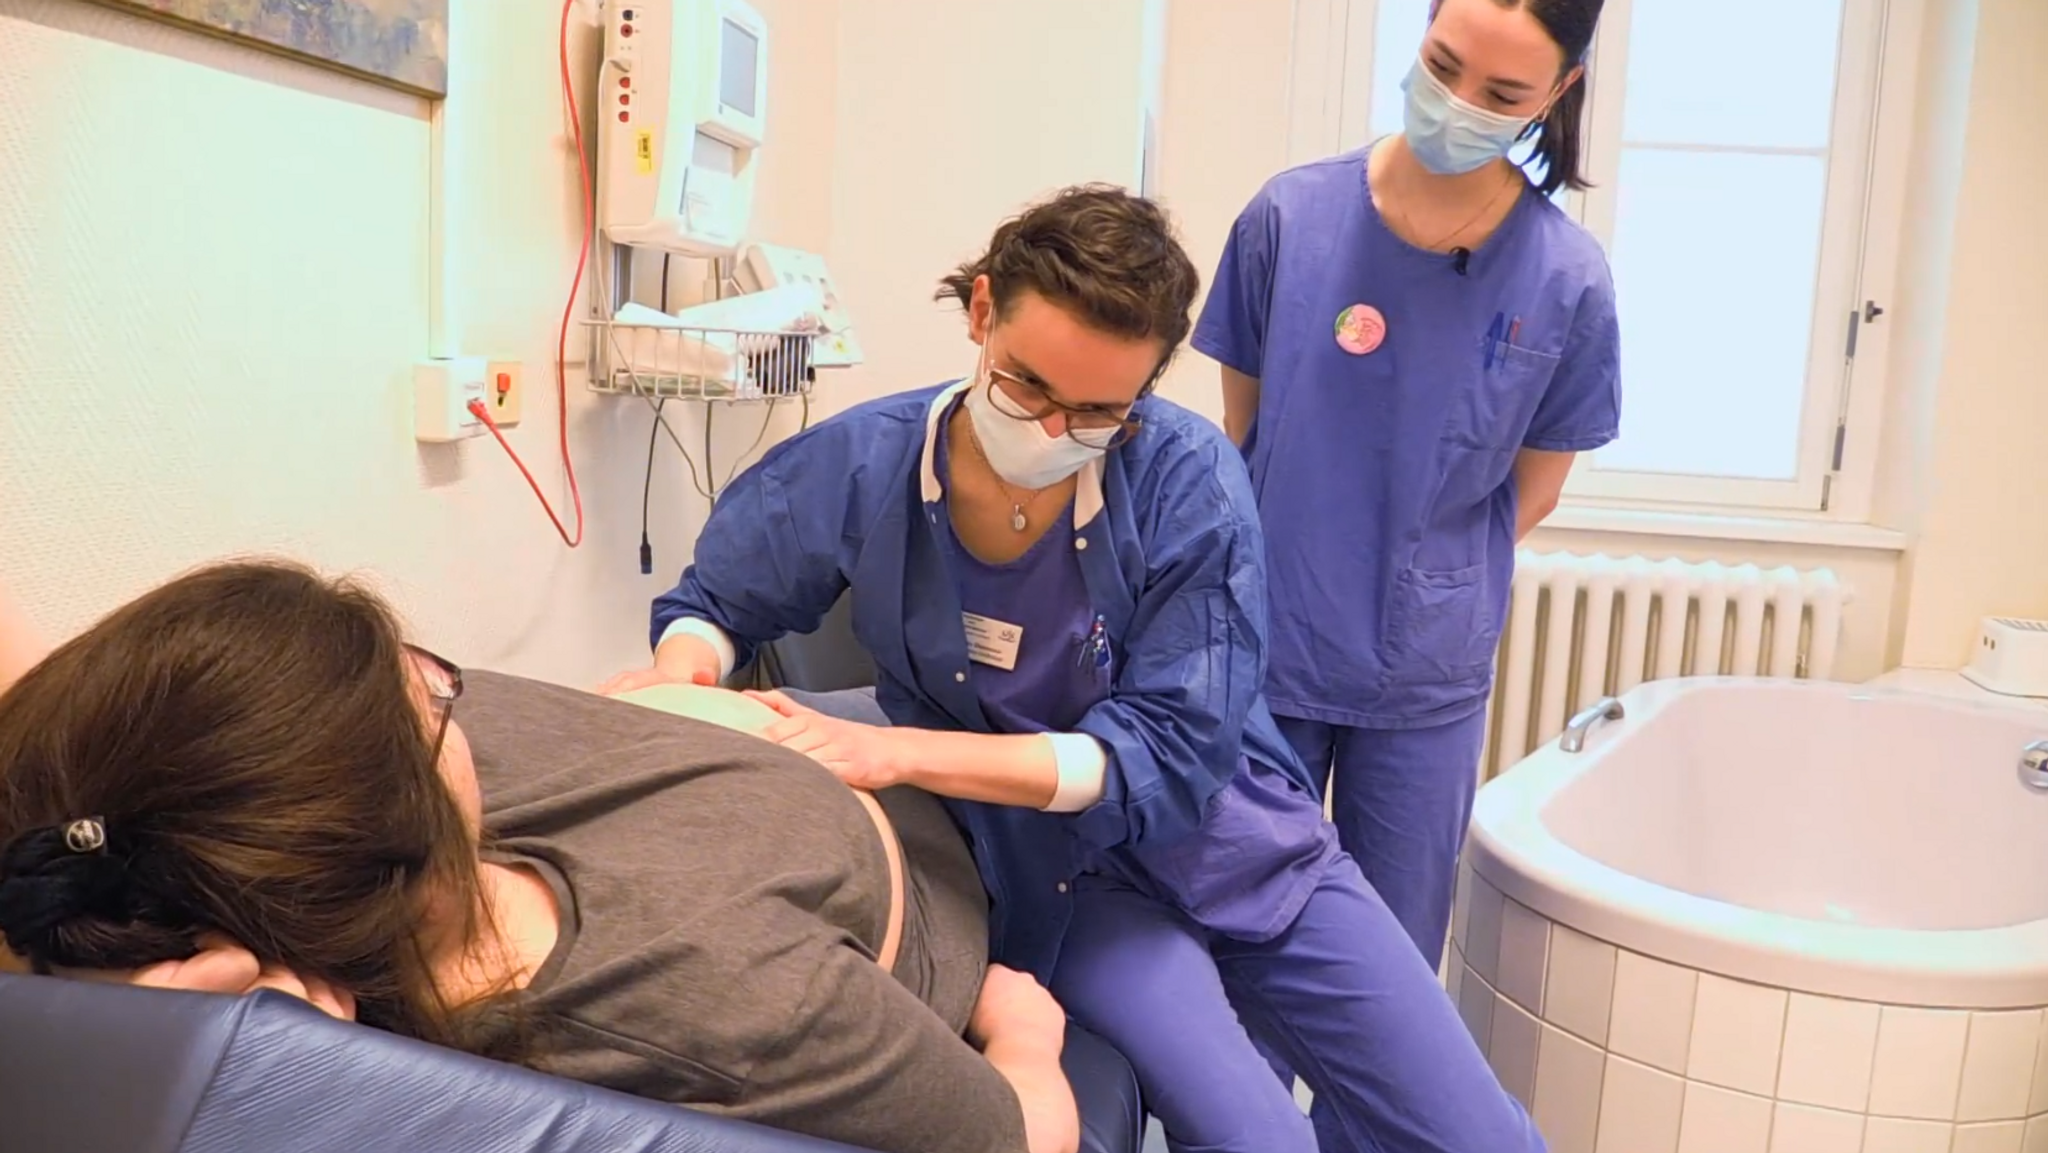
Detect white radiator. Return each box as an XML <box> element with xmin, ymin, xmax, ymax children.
<box><xmin>1482</xmin><ymin>551</ymin><xmax>1853</xmax><ymax>780</ymax></box>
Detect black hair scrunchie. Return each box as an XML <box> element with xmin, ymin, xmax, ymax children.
<box><xmin>0</xmin><ymin>823</ymin><xmax>133</xmax><ymax>969</ymax></box>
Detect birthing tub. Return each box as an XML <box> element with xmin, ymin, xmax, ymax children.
<box><xmin>1451</xmin><ymin>677</ymin><xmax>2048</xmax><ymax>1153</ymax></box>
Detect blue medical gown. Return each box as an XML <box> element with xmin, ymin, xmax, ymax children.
<box><xmin>651</xmin><ymin>384</ymin><xmax>1316</xmax><ymax>981</ymax></box>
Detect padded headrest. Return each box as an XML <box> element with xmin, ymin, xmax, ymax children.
<box><xmin>0</xmin><ymin>973</ymin><xmax>865</xmax><ymax>1153</ymax></box>
<box><xmin>0</xmin><ymin>972</ymin><xmax>248</xmax><ymax>1153</ymax></box>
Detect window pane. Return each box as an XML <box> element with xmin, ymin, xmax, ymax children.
<box><xmin>1597</xmin><ymin>149</ymin><xmax>1828</xmax><ymax>481</ymax></box>
<box><xmin>1369</xmin><ymin>0</ymin><xmax>1431</xmax><ymax>139</ymax></box>
<box><xmin>1621</xmin><ymin>0</ymin><xmax>1844</xmax><ymax>149</ymax></box>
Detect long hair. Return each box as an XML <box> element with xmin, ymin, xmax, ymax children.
<box><xmin>1431</xmin><ymin>0</ymin><xmax>1605</xmax><ymax>196</ymax></box>
<box><xmin>1513</xmin><ymin>0</ymin><xmax>1603</xmax><ymax>196</ymax></box>
<box><xmin>0</xmin><ymin>560</ymin><xmax>509</xmax><ymax>1054</ymax></box>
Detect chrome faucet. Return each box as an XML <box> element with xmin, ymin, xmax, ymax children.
<box><xmin>1560</xmin><ymin>697</ymin><xmax>1625</xmax><ymax>753</ymax></box>
<box><xmin>2020</xmin><ymin>741</ymin><xmax>2048</xmax><ymax>792</ymax></box>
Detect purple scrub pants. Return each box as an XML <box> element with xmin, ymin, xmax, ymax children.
<box><xmin>1276</xmin><ymin>709</ymin><xmax>1490</xmax><ymax>963</ymax></box>
<box><xmin>1050</xmin><ymin>850</ymin><xmax>1543</xmax><ymax>1153</ymax></box>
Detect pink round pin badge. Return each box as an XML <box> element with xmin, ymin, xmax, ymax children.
<box><xmin>1334</xmin><ymin>304</ymin><xmax>1386</xmax><ymax>356</ymax></box>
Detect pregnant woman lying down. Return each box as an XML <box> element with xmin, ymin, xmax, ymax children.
<box><xmin>0</xmin><ymin>561</ymin><xmax>1077</xmax><ymax>1153</ymax></box>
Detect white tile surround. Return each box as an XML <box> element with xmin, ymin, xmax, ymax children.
<box><xmin>1451</xmin><ymin>865</ymin><xmax>2048</xmax><ymax>1153</ymax></box>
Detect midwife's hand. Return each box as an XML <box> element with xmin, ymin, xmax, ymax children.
<box><xmin>598</xmin><ymin>634</ymin><xmax>725</xmax><ymax>696</ymax></box>
<box><xmin>746</xmin><ymin>689</ymin><xmax>908</xmax><ymax>790</ymax></box>
<box><xmin>596</xmin><ymin>666</ymin><xmax>689</xmax><ymax>697</ymax></box>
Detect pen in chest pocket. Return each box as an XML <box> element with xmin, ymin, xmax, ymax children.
<box><xmin>1075</xmin><ymin>614</ymin><xmax>1111</xmax><ymax>671</ymax></box>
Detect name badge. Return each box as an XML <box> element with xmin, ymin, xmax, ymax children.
<box><xmin>962</xmin><ymin>612</ymin><xmax>1023</xmax><ymax>672</ymax></box>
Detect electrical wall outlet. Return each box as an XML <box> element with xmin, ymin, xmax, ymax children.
<box><xmin>414</xmin><ymin>357</ymin><xmax>488</xmax><ymax>443</ymax></box>
<box><xmin>485</xmin><ymin>359</ymin><xmax>524</xmax><ymax>426</ymax></box>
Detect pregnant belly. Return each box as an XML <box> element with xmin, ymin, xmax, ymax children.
<box><xmin>613</xmin><ymin>683</ymin><xmax>907</xmax><ymax>969</ymax></box>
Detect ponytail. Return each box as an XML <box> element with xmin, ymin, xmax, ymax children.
<box><xmin>1513</xmin><ymin>0</ymin><xmax>1603</xmax><ymax>196</ymax></box>
<box><xmin>1525</xmin><ymin>72</ymin><xmax>1590</xmax><ymax>197</ymax></box>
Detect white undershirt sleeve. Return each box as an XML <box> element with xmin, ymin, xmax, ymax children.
<box><xmin>1040</xmin><ymin>732</ymin><xmax>1108</xmax><ymax>812</ymax></box>
<box><xmin>657</xmin><ymin>617</ymin><xmax>737</xmax><ymax>682</ymax></box>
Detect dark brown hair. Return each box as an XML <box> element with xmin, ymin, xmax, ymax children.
<box><xmin>1503</xmin><ymin>0</ymin><xmax>1601</xmax><ymax>197</ymax></box>
<box><xmin>935</xmin><ymin>184</ymin><xmax>1202</xmax><ymax>378</ymax></box>
<box><xmin>1515</xmin><ymin>0</ymin><xmax>1601</xmax><ymax>197</ymax></box>
<box><xmin>0</xmin><ymin>560</ymin><xmax>502</xmax><ymax>1053</ymax></box>
<box><xmin>1432</xmin><ymin>0</ymin><xmax>1603</xmax><ymax>197</ymax></box>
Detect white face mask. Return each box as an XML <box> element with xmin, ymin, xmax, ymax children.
<box><xmin>960</xmin><ymin>348</ymin><xmax>1109</xmax><ymax>491</ymax></box>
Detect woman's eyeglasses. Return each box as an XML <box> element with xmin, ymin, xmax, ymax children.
<box><xmin>404</xmin><ymin>644</ymin><xmax>464</xmax><ymax>764</ymax></box>
<box><xmin>985</xmin><ymin>369</ymin><xmax>1144</xmax><ymax>450</ymax></box>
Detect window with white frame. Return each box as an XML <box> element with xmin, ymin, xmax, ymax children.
<box><xmin>1297</xmin><ymin>0</ymin><xmax>1903</xmax><ymax>515</ymax></box>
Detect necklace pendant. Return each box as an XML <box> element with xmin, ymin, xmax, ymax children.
<box><xmin>1010</xmin><ymin>505</ymin><xmax>1028</xmax><ymax>532</ymax></box>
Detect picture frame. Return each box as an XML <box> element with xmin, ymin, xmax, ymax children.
<box><xmin>83</xmin><ymin>0</ymin><xmax>450</xmax><ymax>98</ymax></box>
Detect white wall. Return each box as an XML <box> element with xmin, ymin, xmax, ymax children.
<box><xmin>820</xmin><ymin>0</ymin><xmax>1155</xmax><ymax>412</ymax></box>
<box><xmin>0</xmin><ymin>0</ymin><xmax>839</xmax><ymax>687</ymax></box>
<box><xmin>1150</xmin><ymin>0</ymin><xmax>1298</xmax><ymax>423</ymax></box>
<box><xmin>1888</xmin><ymin>0</ymin><xmax>2048</xmax><ymax>669</ymax></box>
<box><xmin>0</xmin><ymin>0</ymin><xmax>1156</xmax><ymax>685</ymax></box>
<box><xmin>815</xmin><ymin>0</ymin><xmax>1295</xmax><ymax>420</ymax></box>
<box><xmin>1873</xmin><ymin>0</ymin><xmax>1976</xmax><ymax>663</ymax></box>
<box><xmin>3</xmin><ymin>0</ymin><xmax>2037</xmax><ymax>691</ymax></box>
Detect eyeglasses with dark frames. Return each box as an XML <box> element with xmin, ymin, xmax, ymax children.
<box><xmin>984</xmin><ymin>369</ymin><xmax>1145</xmax><ymax>451</ymax></box>
<box><xmin>404</xmin><ymin>644</ymin><xmax>464</xmax><ymax>764</ymax></box>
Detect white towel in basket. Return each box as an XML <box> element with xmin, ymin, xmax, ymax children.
<box><xmin>610</xmin><ymin>303</ymin><xmax>741</xmax><ymax>383</ymax></box>
<box><xmin>610</xmin><ymin>285</ymin><xmax>827</xmax><ymax>385</ymax></box>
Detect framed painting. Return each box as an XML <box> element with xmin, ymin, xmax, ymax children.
<box><xmin>85</xmin><ymin>0</ymin><xmax>449</xmax><ymax>98</ymax></box>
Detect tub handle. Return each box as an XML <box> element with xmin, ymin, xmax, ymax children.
<box><xmin>2021</xmin><ymin>740</ymin><xmax>2048</xmax><ymax>792</ymax></box>
<box><xmin>1560</xmin><ymin>697</ymin><xmax>1625</xmax><ymax>753</ymax></box>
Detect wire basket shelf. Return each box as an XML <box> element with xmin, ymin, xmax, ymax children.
<box><xmin>584</xmin><ymin>318</ymin><xmax>818</xmax><ymax>402</ymax></box>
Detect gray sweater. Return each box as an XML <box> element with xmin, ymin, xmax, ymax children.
<box><xmin>461</xmin><ymin>671</ymin><xmax>1028</xmax><ymax>1153</ymax></box>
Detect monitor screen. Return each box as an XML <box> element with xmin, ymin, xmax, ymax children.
<box><xmin>719</xmin><ymin>19</ymin><xmax>759</xmax><ymax>118</ymax></box>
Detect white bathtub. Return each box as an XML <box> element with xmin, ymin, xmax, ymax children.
<box><xmin>1450</xmin><ymin>677</ymin><xmax>2048</xmax><ymax>1153</ymax></box>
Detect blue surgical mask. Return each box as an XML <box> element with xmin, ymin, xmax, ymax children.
<box><xmin>1401</xmin><ymin>57</ymin><xmax>1537</xmax><ymax>176</ymax></box>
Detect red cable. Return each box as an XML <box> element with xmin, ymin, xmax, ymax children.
<box><xmin>475</xmin><ymin>0</ymin><xmax>592</xmax><ymax>549</ymax></box>
<box><xmin>470</xmin><ymin>399</ymin><xmax>582</xmax><ymax>544</ymax></box>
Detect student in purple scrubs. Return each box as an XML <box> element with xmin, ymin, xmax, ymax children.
<box><xmin>608</xmin><ymin>187</ymin><xmax>1542</xmax><ymax>1153</ymax></box>
<box><xmin>1195</xmin><ymin>0</ymin><xmax>1621</xmax><ymax>971</ymax></box>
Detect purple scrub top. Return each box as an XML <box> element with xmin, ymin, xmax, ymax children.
<box><xmin>1193</xmin><ymin>144</ymin><xmax>1621</xmax><ymax>731</ymax></box>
